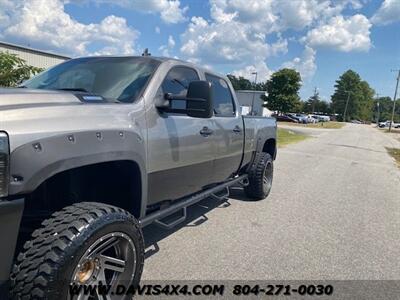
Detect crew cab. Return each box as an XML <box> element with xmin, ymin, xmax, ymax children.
<box><xmin>0</xmin><ymin>56</ymin><xmax>276</xmax><ymax>299</ymax></box>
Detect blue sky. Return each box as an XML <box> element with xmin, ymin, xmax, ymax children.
<box><xmin>0</xmin><ymin>0</ymin><xmax>399</xmax><ymax>101</ymax></box>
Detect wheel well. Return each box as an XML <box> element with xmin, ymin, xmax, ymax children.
<box><xmin>263</xmin><ymin>138</ymin><xmax>276</xmax><ymax>159</ymax></box>
<box><xmin>17</xmin><ymin>160</ymin><xmax>142</xmax><ymax>254</ymax></box>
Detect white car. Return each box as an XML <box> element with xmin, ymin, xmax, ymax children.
<box><xmin>306</xmin><ymin>115</ymin><xmax>318</xmax><ymax>123</ymax></box>
<box><xmin>312</xmin><ymin>115</ymin><xmax>330</xmax><ymax>122</ymax></box>
<box><xmin>379</xmin><ymin>120</ymin><xmax>395</xmax><ymax>128</ymax></box>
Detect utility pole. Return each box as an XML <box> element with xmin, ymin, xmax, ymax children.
<box><xmin>312</xmin><ymin>87</ymin><xmax>317</xmax><ymax>113</ymax></box>
<box><xmin>343</xmin><ymin>91</ymin><xmax>351</xmax><ymax>123</ymax></box>
<box><xmin>389</xmin><ymin>70</ymin><xmax>400</xmax><ymax>132</ymax></box>
<box><xmin>251</xmin><ymin>71</ymin><xmax>258</xmax><ymax>115</ymax></box>
<box><xmin>376</xmin><ymin>93</ymin><xmax>380</xmax><ymax>127</ymax></box>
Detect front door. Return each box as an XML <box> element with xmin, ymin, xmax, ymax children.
<box><xmin>147</xmin><ymin>66</ymin><xmax>216</xmax><ymax>204</ymax></box>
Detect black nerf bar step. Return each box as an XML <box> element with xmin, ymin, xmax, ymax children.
<box><xmin>139</xmin><ymin>174</ymin><xmax>248</xmax><ymax>228</ymax></box>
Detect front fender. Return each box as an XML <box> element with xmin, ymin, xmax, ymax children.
<box><xmin>9</xmin><ymin>130</ymin><xmax>146</xmax><ymax>196</ymax></box>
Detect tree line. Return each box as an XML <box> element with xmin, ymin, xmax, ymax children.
<box><xmin>228</xmin><ymin>69</ymin><xmax>399</xmax><ymax>122</ymax></box>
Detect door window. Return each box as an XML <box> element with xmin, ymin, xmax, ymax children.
<box><xmin>205</xmin><ymin>74</ymin><xmax>235</xmax><ymax>117</ymax></box>
<box><xmin>161</xmin><ymin>66</ymin><xmax>200</xmax><ymax>110</ymax></box>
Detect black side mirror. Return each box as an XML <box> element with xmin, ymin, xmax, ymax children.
<box><xmin>157</xmin><ymin>80</ymin><xmax>213</xmax><ymax>118</ymax></box>
<box><xmin>185</xmin><ymin>80</ymin><xmax>213</xmax><ymax>118</ymax></box>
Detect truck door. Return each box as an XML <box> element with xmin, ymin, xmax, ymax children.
<box><xmin>146</xmin><ymin>66</ymin><xmax>216</xmax><ymax>204</ymax></box>
<box><xmin>205</xmin><ymin>73</ymin><xmax>243</xmax><ymax>182</ymax></box>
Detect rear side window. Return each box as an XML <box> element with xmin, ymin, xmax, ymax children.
<box><xmin>205</xmin><ymin>74</ymin><xmax>235</xmax><ymax>117</ymax></box>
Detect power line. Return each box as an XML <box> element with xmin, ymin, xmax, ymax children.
<box><xmin>389</xmin><ymin>70</ymin><xmax>400</xmax><ymax>132</ymax></box>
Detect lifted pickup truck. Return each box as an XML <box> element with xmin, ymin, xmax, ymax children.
<box><xmin>0</xmin><ymin>56</ymin><xmax>276</xmax><ymax>299</ymax></box>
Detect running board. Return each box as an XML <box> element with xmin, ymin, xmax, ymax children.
<box><xmin>139</xmin><ymin>174</ymin><xmax>248</xmax><ymax>228</ymax></box>
<box><xmin>154</xmin><ymin>207</ymin><xmax>187</xmax><ymax>229</ymax></box>
<box><xmin>210</xmin><ymin>187</ymin><xmax>230</xmax><ymax>201</ymax></box>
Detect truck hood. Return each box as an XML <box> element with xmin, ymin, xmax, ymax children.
<box><xmin>0</xmin><ymin>88</ymin><xmax>81</xmax><ymax>109</ymax></box>
<box><xmin>0</xmin><ymin>88</ymin><xmax>139</xmax><ymax>152</ymax></box>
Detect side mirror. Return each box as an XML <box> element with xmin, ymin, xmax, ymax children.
<box><xmin>185</xmin><ymin>80</ymin><xmax>213</xmax><ymax>118</ymax></box>
<box><xmin>157</xmin><ymin>80</ymin><xmax>213</xmax><ymax>118</ymax></box>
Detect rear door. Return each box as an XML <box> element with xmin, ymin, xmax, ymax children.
<box><xmin>205</xmin><ymin>73</ymin><xmax>243</xmax><ymax>182</ymax></box>
<box><xmin>146</xmin><ymin>66</ymin><xmax>216</xmax><ymax>204</ymax></box>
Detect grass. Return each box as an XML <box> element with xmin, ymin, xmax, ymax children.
<box><xmin>386</xmin><ymin>147</ymin><xmax>400</xmax><ymax>167</ymax></box>
<box><xmin>277</xmin><ymin>128</ymin><xmax>309</xmax><ymax>147</ymax></box>
<box><xmin>279</xmin><ymin>121</ymin><xmax>345</xmax><ymax>129</ymax></box>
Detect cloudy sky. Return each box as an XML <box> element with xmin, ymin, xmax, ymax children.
<box><xmin>0</xmin><ymin>0</ymin><xmax>399</xmax><ymax>100</ymax></box>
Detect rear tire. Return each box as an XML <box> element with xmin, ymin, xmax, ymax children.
<box><xmin>244</xmin><ymin>152</ymin><xmax>273</xmax><ymax>200</ymax></box>
<box><xmin>10</xmin><ymin>202</ymin><xmax>144</xmax><ymax>300</ymax></box>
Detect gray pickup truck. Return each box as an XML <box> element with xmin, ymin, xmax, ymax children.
<box><xmin>0</xmin><ymin>56</ymin><xmax>276</xmax><ymax>299</ymax></box>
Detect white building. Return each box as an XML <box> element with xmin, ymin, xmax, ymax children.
<box><xmin>235</xmin><ymin>90</ymin><xmax>272</xmax><ymax>117</ymax></box>
<box><xmin>0</xmin><ymin>41</ymin><xmax>70</xmax><ymax>69</ymax></box>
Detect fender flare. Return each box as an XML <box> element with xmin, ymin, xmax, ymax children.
<box><xmin>9</xmin><ymin>130</ymin><xmax>147</xmax><ymax>199</ymax></box>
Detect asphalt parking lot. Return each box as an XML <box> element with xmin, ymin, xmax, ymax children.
<box><xmin>142</xmin><ymin>124</ymin><xmax>400</xmax><ymax>280</ymax></box>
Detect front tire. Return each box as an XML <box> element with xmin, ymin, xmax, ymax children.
<box><xmin>244</xmin><ymin>152</ymin><xmax>274</xmax><ymax>200</ymax></box>
<box><xmin>10</xmin><ymin>202</ymin><xmax>144</xmax><ymax>300</ymax></box>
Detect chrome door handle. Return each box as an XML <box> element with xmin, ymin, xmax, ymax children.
<box><xmin>233</xmin><ymin>125</ymin><xmax>242</xmax><ymax>133</ymax></box>
<box><xmin>200</xmin><ymin>126</ymin><xmax>213</xmax><ymax>137</ymax></box>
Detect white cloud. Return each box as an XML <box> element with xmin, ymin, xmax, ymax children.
<box><xmin>159</xmin><ymin>35</ymin><xmax>176</xmax><ymax>57</ymax></box>
<box><xmin>95</xmin><ymin>0</ymin><xmax>188</xmax><ymax>24</ymax></box>
<box><xmin>232</xmin><ymin>60</ymin><xmax>272</xmax><ymax>83</ymax></box>
<box><xmin>179</xmin><ymin>0</ymin><xmax>368</xmax><ymax>81</ymax></box>
<box><xmin>268</xmin><ymin>37</ymin><xmax>288</xmax><ymax>56</ymax></box>
<box><xmin>0</xmin><ymin>0</ymin><xmax>139</xmax><ymax>56</ymax></box>
<box><xmin>371</xmin><ymin>0</ymin><xmax>400</xmax><ymax>25</ymax></box>
<box><xmin>305</xmin><ymin>14</ymin><xmax>371</xmax><ymax>52</ymax></box>
<box><xmin>168</xmin><ymin>35</ymin><xmax>175</xmax><ymax>48</ymax></box>
<box><xmin>209</xmin><ymin>0</ymin><xmax>278</xmax><ymax>33</ymax></box>
<box><xmin>155</xmin><ymin>26</ymin><xmax>160</xmax><ymax>34</ymax></box>
<box><xmin>272</xmin><ymin>0</ymin><xmax>326</xmax><ymax>30</ymax></box>
<box><xmin>282</xmin><ymin>46</ymin><xmax>317</xmax><ymax>79</ymax></box>
<box><xmin>180</xmin><ymin>15</ymin><xmax>279</xmax><ymax>65</ymax></box>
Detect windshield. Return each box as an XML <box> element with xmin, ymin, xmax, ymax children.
<box><xmin>23</xmin><ymin>57</ymin><xmax>160</xmax><ymax>103</ymax></box>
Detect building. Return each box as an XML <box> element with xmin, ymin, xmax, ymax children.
<box><xmin>235</xmin><ymin>90</ymin><xmax>272</xmax><ymax>117</ymax></box>
<box><xmin>0</xmin><ymin>41</ymin><xmax>70</xmax><ymax>69</ymax></box>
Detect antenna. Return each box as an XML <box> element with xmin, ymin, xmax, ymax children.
<box><xmin>142</xmin><ymin>48</ymin><xmax>151</xmax><ymax>56</ymax></box>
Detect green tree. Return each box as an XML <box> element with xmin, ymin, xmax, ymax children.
<box><xmin>227</xmin><ymin>74</ymin><xmax>253</xmax><ymax>90</ymax></box>
<box><xmin>303</xmin><ymin>92</ymin><xmax>331</xmax><ymax>114</ymax></box>
<box><xmin>0</xmin><ymin>51</ymin><xmax>43</xmax><ymax>87</ymax></box>
<box><xmin>373</xmin><ymin>96</ymin><xmax>400</xmax><ymax>123</ymax></box>
<box><xmin>331</xmin><ymin>70</ymin><xmax>375</xmax><ymax>122</ymax></box>
<box><xmin>262</xmin><ymin>68</ymin><xmax>302</xmax><ymax>114</ymax></box>
<box><xmin>227</xmin><ymin>74</ymin><xmax>268</xmax><ymax>91</ymax></box>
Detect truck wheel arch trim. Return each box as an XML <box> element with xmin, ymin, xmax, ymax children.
<box><xmin>8</xmin><ymin>130</ymin><xmax>147</xmax><ymax>197</ymax></box>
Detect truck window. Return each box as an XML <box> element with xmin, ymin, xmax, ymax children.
<box><xmin>23</xmin><ymin>57</ymin><xmax>160</xmax><ymax>103</ymax></box>
<box><xmin>205</xmin><ymin>74</ymin><xmax>235</xmax><ymax>117</ymax></box>
<box><xmin>161</xmin><ymin>66</ymin><xmax>200</xmax><ymax>110</ymax></box>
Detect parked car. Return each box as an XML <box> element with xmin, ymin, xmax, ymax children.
<box><xmin>0</xmin><ymin>56</ymin><xmax>277</xmax><ymax>299</ymax></box>
<box><xmin>289</xmin><ymin>113</ymin><xmax>308</xmax><ymax>124</ymax></box>
<box><xmin>379</xmin><ymin>120</ymin><xmax>395</xmax><ymax>128</ymax></box>
<box><xmin>274</xmin><ymin>114</ymin><xmax>299</xmax><ymax>123</ymax></box>
<box><xmin>306</xmin><ymin>114</ymin><xmax>318</xmax><ymax>123</ymax></box>
<box><xmin>312</xmin><ymin>114</ymin><xmax>330</xmax><ymax>122</ymax></box>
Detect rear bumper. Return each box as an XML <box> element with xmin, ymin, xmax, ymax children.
<box><xmin>0</xmin><ymin>198</ymin><xmax>24</xmax><ymax>296</ymax></box>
